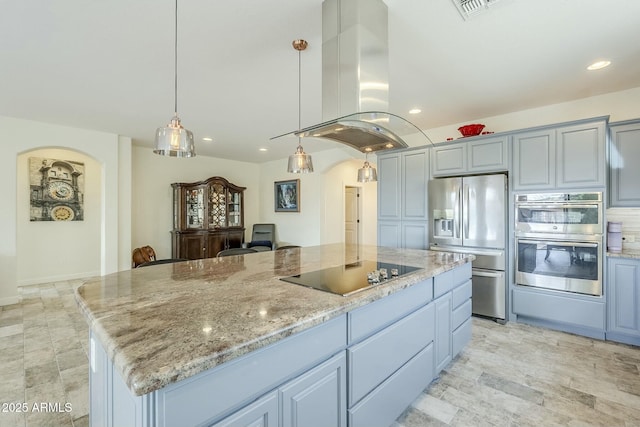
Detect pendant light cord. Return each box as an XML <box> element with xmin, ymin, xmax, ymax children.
<box><xmin>174</xmin><ymin>0</ymin><xmax>178</xmax><ymax>116</ymax></box>
<box><xmin>297</xmin><ymin>46</ymin><xmax>301</xmax><ymax>143</ymax></box>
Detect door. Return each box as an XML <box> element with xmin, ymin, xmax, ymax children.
<box><xmin>345</xmin><ymin>186</ymin><xmax>360</xmax><ymax>245</ymax></box>
<box><xmin>428</xmin><ymin>177</ymin><xmax>462</xmax><ymax>246</ymax></box>
<box><xmin>463</xmin><ymin>174</ymin><xmax>506</xmax><ymax>249</ymax></box>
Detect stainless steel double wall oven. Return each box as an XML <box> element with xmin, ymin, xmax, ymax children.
<box><xmin>515</xmin><ymin>192</ymin><xmax>603</xmax><ymax>296</ymax></box>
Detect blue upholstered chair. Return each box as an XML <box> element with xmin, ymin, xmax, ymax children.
<box><xmin>243</xmin><ymin>223</ymin><xmax>276</xmax><ymax>251</ymax></box>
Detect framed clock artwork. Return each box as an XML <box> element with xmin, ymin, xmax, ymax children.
<box><xmin>51</xmin><ymin>205</ymin><xmax>75</xmax><ymax>221</ymax></box>
<box><xmin>29</xmin><ymin>157</ymin><xmax>85</xmax><ymax>221</ymax></box>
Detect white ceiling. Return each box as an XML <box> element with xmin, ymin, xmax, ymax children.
<box><xmin>2</xmin><ymin>0</ymin><xmax>640</xmax><ymax>163</ymax></box>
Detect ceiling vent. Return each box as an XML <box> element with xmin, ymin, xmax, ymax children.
<box><xmin>452</xmin><ymin>0</ymin><xmax>502</xmax><ymax>20</ymax></box>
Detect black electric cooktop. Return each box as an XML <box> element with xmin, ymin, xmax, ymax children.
<box><xmin>280</xmin><ymin>260</ymin><xmax>423</xmax><ymax>296</ymax></box>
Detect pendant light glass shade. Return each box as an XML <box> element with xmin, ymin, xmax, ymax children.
<box><xmin>154</xmin><ymin>116</ymin><xmax>195</xmax><ymax>157</ymax></box>
<box><xmin>357</xmin><ymin>160</ymin><xmax>378</xmax><ymax>182</ymax></box>
<box><xmin>154</xmin><ymin>0</ymin><xmax>196</xmax><ymax>157</ymax></box>
<box><xmin>287</xmin><ymin>39</ymin><xmax>312</xmax><ymax>173</ymax></box>
<box><xmin>288</xmin><ymin>143</ymin><xmax>314</xmax><ymax>173</ymax></box>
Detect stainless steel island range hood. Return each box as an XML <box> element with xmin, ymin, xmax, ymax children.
<box><xmin>272</xmin><ymin>0</ymin><xmax>432</xmax><ymax>153</ymax></box>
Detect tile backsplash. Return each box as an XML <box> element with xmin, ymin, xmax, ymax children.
<box><xmin>606</xmin><ymin>208</ymin><xmax>640</xmax><ymax>251</ymax></box>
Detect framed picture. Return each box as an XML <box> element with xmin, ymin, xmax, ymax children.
<box><xmin>274</xmin><ymin>179</ymin><xmax>300</xmax><ymax>212</ymax></box>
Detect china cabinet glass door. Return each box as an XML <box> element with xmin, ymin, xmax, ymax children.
<box><xmin>209</xmin><ymin>183</ymin><xmax>227</xmax><ymax>228</ymax></box>
<box><xmin>186</xmin><ymin>188</ymin><xmax>204</xmax><ymax>229</ymax></box>
<box><xmin>228</xmin><ymin>189</ymin><xmax>242</xmax><ymax>227</ymax></box>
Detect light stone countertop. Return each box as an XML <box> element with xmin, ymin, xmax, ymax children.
<box><xmin>607</xmin><ymin>249</ymin><xmax>640</xmax><ymax>259</ymax></box>
<box><xmin>75</xmin><ymin>243</ymin><xmax>474</xmax><ymax>396</ymax></box>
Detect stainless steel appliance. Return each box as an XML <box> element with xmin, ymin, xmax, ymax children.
<box><xmin>280</xmin><ymin>260</ymin><xmax>422</xmax><ymax>296</ymax></box>
<box><xmin>429</xmin><ymin>174</ymin><xmax>507</xmax><ymax>320</ymax></box>
<box><xmin>515</xmin><ymin>192</ymin><xmax>603</xmax><ymax>296</ymax></box>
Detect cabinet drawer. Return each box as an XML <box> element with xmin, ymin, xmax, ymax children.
<box><xmin>452</xmin><ymin>299</ymin><xmax>472</xmax><ymax>330</ymax></box>
<box><xmin>512</xmin><ymin>287</ymin><xmax>605</xmax><ymax>330</ymax></box>
<box><xmin>452</xmin><ymin>318</ymin><xmax>472</xmax><ymax>358</ymax></box>
<box><xmin>434</xmin><ymin>263</ymin><xmax>472</xmax><ymax>298</ymax></box>
<box><xmin>158</xmin><ymin>315</ymin><xmax>347</xmax><ymax>427</ymax></box>
<box><xmin>452</xmin><ymin>280</ymin><xmax>472</xmax><ymax>309</ymax></box>
<box><xmin>348</xmin><ymin>343</ymin><xmax>434</xmax><ymax>427</ymax></box>
<box><xmin>348</xmin><ymin>303</ymin><xmax>435</xmax><ymax>406</ymax></box>
<box><xmin>349</xmin><ymin>279</ymin><xmax>433</xmax><ymax>343</ymax></box>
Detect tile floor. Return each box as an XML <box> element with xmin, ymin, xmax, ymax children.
<box><xmin>1</xmin><ymin>279</ymin><xmax>639</xmax><ymax>427</ymax></box>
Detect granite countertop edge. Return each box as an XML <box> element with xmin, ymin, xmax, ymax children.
<box><xmin>74</xmin><ymin>245</ymin><xmax>474</xmax><ymax>396</ymax></box>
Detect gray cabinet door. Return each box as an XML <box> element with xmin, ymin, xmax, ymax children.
<box><xmin>434</xmin><ymin>292</ymin><xmax>452</xmax><ymax>373</ymax></box>
<box><xmin>607</xmin><ymin>258</ymin><xmax>640</xmax><ymax>345</ymax></box>
<box><xmin>512</xmin><ymin>129</ymin><xmax>555</xmax><ymax>190</ymax></box>
<box><xmin>432</xmin><ymin>143</ymin><xmax>466</xmax><ymax>177</ymax></box>
<box><xmin>280</xmin><ymin>352</ymin><xmax>347</xmax><ymax>427</ymax></box>
<box><xmin>467</xmin><ymin>137</ymin><xmax>508</xmax><ymax>173</ymax></box>
<box><xmin>401</xmin><ymin>221</ymin><xmax>428</xmax><ymax>249</ymax></box>
<box><xmin>212</xmin><ymin>391</ymin><xmax>278</xmax><ymax>427</ymax></box>
<box><xmin>609</xmin><ymin>121</ymin><xmax>640</xmax><ymax>206</ymax></box>
<box><xmin>402</xmin><ymin>149</ymin><xmax>429</xmax><ymax>221</ymax></box>
<box><xmin>556</xmin><ymin>121</ymin><xmax>605</xmax><ymax>188</ymax></box>
<box><xmin>377</xmin><ymin>153</ymin><xmax>401</xmax><ymax>220</ymax></box>
<box><xmin>378</xmin><ymin>221</ymin><xmax>401</xmax><ymax>248</ymax></box>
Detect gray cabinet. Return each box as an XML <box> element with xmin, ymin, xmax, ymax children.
<box><xmin>432</xmin><ymin>136</ymin><xmax>508</xmax><ymax>177</ymax></box>
<box><xmin>377</xmin><ymin>148</ymin><xmax>429</xmax><ymax>249</ymax></box>
<box><xmin>609</xmin><ymin>120</ymin><xmax>640</xmax><ymax>206</ymax></box>
<box><xmin>512</xmin><ymin>118</ymin><xmax>606</xmax><ymax>191</ymax></box>
<box><xmin>432</xmin><ymin>263</ymin><xmax>472</xmax><ymax>373</ymax></box>
<box><xmin>212</xmin><ymin>391</ymin><xmax>278</xmax><ymax>427</ymax></box>
<box><xmin>512</xmin><ymin>286</ymin><xmax>605</xmax><ymax>339</ymax></box>
<box><xmin>434</xmin><ymin>292</ymin><xmax>452</xmax><ymax>373</ymax></box>
<box><xmin>607</xmin><ymin>257</ymin><xmax>640</xmax><ymax>346</ymax></box>
<box><xmin>280</xmin><ymin>353</ymin><xmax>347</xmax><ymax>427</ymax></box>
<box><xmin>215</xmin><ymin>353</ymin><xmax>346</xmax><ymax>427</ymax></box>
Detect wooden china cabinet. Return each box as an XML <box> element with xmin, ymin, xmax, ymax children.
<box><xmin>171</xmin><ymin>176</ymin><xmax>246</xmax><ymax>259</ymax></box>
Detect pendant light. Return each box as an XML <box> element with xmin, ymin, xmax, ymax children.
<box><xmin>357</xmin><ymin>152</ymin><xmax>378</xmax><ymax>182</ymax></box>
<box><xmin>287</xmin><ymin>39</ymin><xmax>313</xmax><ymax>173</ymax></box>
<box><xmin>154</xmin><ymin>0</ymin><xmax>196</xmax><ymax>157</ymax></box>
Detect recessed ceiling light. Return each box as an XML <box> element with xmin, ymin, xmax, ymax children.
<box><xmin>587</xmin><ymin>60</ymin><xmax>611</xmax><ymax>71</ymax></box>
<box><xmin>202</xmin><ymin>137</ymin><xmax>213</xmax><ymax>142</ymax></box>
<box><xmin>409</xmin><ymin>108</ymin><xmax>421</xmax><ymax>114</ymax></box>
<box><xmin>259</xmin><ymin>148</ymin><xmax>268</xmax><ymax>152</ymax></box>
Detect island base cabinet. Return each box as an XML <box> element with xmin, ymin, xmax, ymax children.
<box><xmin>211</xmin><ymin>391</ymin><xmax>278</xmax><ymax>427</ymax></box>
<box><xmin>280</xmin><ymin>353</ymin><xmax>347</xmax><ymax>427</ymax></box>
<box><xmin>348</xmin><ymin>343</ymin><xmax>434</xmax><ymax>427</ymax></box>
<box><xmin>213</xmin><ymin>353</ymin><xmax>346</xmax><ymax>427</ymax></box>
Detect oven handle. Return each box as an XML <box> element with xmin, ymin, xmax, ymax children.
<box><xmin>517</xmin><ymin>238</ymin><xmax>599</xmax><ymax>248</ymax></box>
<box><xmin>516</xmin><ymin>204</ymin><xmax>599</xmax><ymax>210</ymax></box>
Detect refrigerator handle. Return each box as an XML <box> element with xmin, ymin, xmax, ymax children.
<box><xmin>463</xmin><ymin>184</ymin><xmax>469</xmax><ymax>239</ymax></box>
<box><xmin>455</xmin><ymin>186</ymin><xmax>462</xmax><ymax>239</ymax></box>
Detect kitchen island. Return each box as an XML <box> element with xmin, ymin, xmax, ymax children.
<box><xmin>75</xmin><ymin>244</ymin><xmax>474</xmax><ymax>427</ymax></box>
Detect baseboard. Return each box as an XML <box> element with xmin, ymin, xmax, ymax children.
<box><xmin>0</xmin><ymin>295</ymin><xmax>20</xmax><ymax>307</ymax></box>
<box><xmin>17</xmin><ymin>270</ymin><xmax>100</xmax><ymax>287</ymax></box>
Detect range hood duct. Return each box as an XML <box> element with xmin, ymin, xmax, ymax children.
<box><xmin>272</xmin><ymin>0</ymin><xmax>432</xmax><ymax>152</ymax></box>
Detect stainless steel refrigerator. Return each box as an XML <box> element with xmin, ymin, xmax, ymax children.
<box><xmin>428</xmin><ymin>174</ymin><xmax>507</xmax><ymax>320</ymax></box>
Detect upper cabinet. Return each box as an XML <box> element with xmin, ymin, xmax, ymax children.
<box><xmin>432</xmin><ymin>136</ymin><xmax>508</xmax><ymax>177</ymax></box>
<box><xmin>512</xmin><ymin>118</ymin><xmax>606</xmax><ymax>191</ymax></box>
<box><xmin>609</xmin><ymin>119</ymin><xmax>640</xmax><ymax>207</ymax></box>
<box><xmin>377</xmin><ymin>147</ymin><xmax>429</xmax><ymax>249</ymax></box>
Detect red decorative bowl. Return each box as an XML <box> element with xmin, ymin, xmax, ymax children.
<box><xmin>458</xmin><ymin>124</ymin><xmax>485</xmax><ymax>137</ymax></box>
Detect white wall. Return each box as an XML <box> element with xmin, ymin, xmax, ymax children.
<box><xmin>131</xmin><ymin>146</ymin><xmax>262</xmax><ymax>259</ymax></box>
<box><xmin>424</xmin><ymin>87</ymin><xmax>640</xmax><ymax>144</ymax></box>
<box><xmin>16</xmin><ymin>149</ymin><xmax>101</xmax><ymax>285</ymax></box>
<box><xmin>257</xmin><ymin>147</ymin><xmax>377</xmax><ymax>247</ymax></box>
<box><xmin>0</xmin><ymin>116</ymin><xmax>131</xmax><ymax>305</ymax></box>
